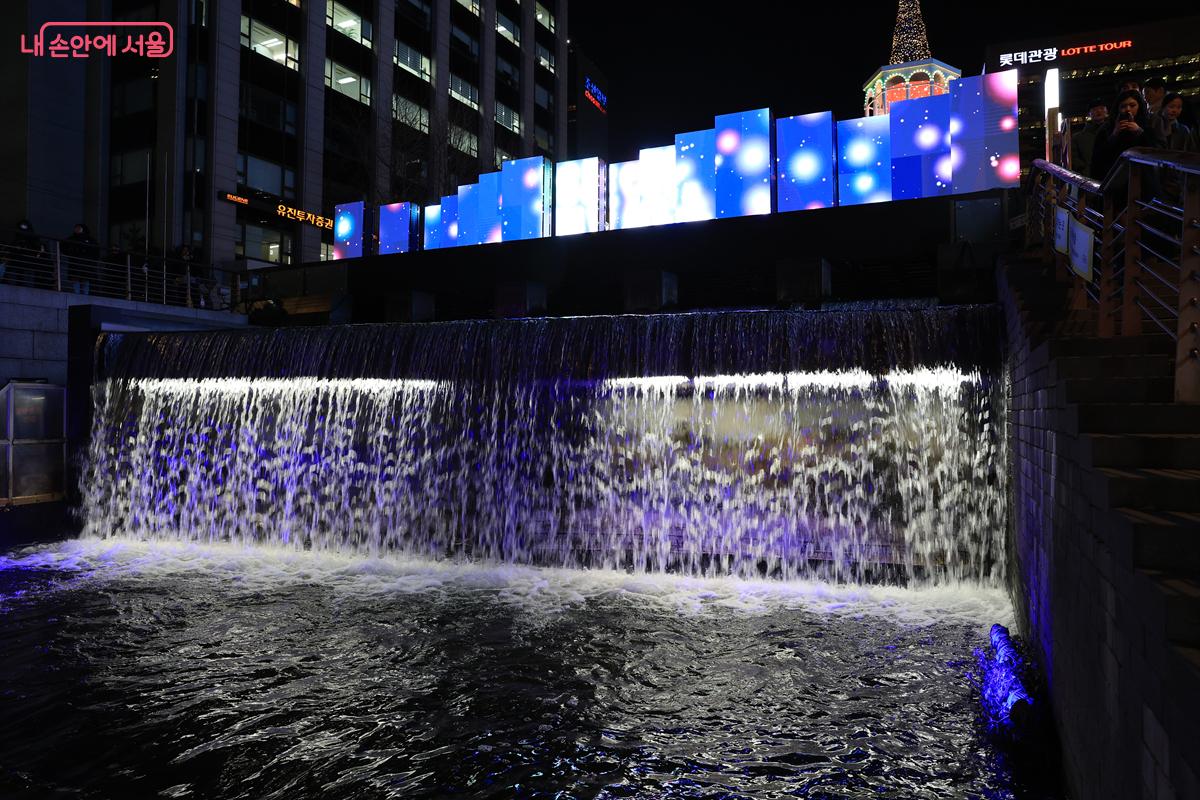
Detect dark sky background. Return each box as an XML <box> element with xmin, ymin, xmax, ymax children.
<box><xmin>568</xmin><ymin>2</ymin><xmax>1199</xmax><ymax>162</ymax></box>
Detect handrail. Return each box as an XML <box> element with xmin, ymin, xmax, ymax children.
<box><xmin>1026</xmin><ymin>145</ymin><xmax>1199</xmax><ymax>403</ymax></box>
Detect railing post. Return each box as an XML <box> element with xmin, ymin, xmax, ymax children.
<box><xmin>1069</xmin><ymin>190</ymin><xmax>1090</xmax><ymax>312</ymax></box>
<box><xmin>161</xmin><ymin>260</ymin><xmax>167</xmax><ymax>305</ymax></box>
<box><xmin>1121</xmin><ymin>165</ymin><xmax>1144</xmax><ymax>336</ymax></box>
<box><xmin>125</xmin><ymin>254</ymin><xmax>132</xmax><ymax>300</ymax></box>
<box><xmin>53</xmin><ymin>241</ymin><xmax>62</xmax><ymax>292</ymax></box>
<box><xmin>1178</xmin><ymin>171</ymin><xmax>1200</xmax><ymax>402</ymax></box>
<box><xmin>1098</xmin><ymin>192</ymin><xmax>1118</xmax><ymax>337</ymax></box>
<box><xmin>186</xmin><ymin>263</ymin><xmax>193</xmax><ymax>308</ymax></box>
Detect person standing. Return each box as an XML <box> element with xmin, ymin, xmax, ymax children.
<box><xmin>62</xmin><ymin>223</ymin><xmax>98</xmax><ymax>294</ymax></box>
<box><xmin>1090</xmin><ymin>90</ymin><xmax>1160</xmax><ymax>182</ymax></box>
<box><xmin>1071</xmin><ymin>98</ymin><xmax>1109</xmax><ymax>177</ymax></box>
<box><xmin>1157</xmin><ymin>92</ymin><xmax>1197</xmax><ymax>205</ymax></box>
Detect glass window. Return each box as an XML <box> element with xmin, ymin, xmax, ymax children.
<box><xmin>393</xmin><ymin>94</ymin><xmax>430</xmax><ymax>133</ymax></box>
<box><xmin>455</xmin><ymin>0</ymin><xmax>479</xmax><ymax>14</ymax></box>
<box><xmin>238</xmin><ymin>152</ymin><xmax>295</xmax><ymax>199</ymax></box>
<box><xmin>535</xmin><ymin>2</ymin><xmax>554</xmax><ymax>32</ymax></box>
<box><xmin>496</xmin><ymin>12</ymin><xmax>519</xmax><ymax>46</ymax></box>
<box><xmin>110</xmin><ymin>149</ymin><xmax>150</xmax><ymax>186</ymax></box>
<box><xmin>240</xmin><ymin>15</ymin><xmax>300</xmax><ymax>71</ymax></box>
<box><xmin>535</xmin><ymin>124</ymin><xmax>552</xmax><ymax>151</ymax></box>
<box><xmin>535</xmin><ymin>83</ymin><xmax>552</xmax><ymax>110</ymax></box>
<box><xmin>394</xmin><ymin>40</ymin><xmax>431</xmax><ymax>81</ymax></box>
<box><xmin>241</xmin><ymin>83</ymin><xmax>297</xmax><ymax>134</ymax></box>
<box><xmin>450</xmin><ymin>25</ymin><xmax>478</xmax><ymax>57</ymax></box>
<box><xmin>325</xmin><ymin>58</ymin><xmax>372</xmax><ymax>105</ymax></box>
<box><xmin>112</xmin><ymin>78</ymin><xmax>154</xmax><ymax>117</ymax></box>
<box><xmin>327</xmin><ymin>1</ymin><xmax>372</xmax><ymax>48</ymax></box>
<box><xmin>495</xmin><ymin>101</ymin><xmax>520</xmax><ymax>134</ymax></box>
<box><xmin>536</xmin><ymin>42</ymin><xmax>554</xmax><ymax>72</ymax></box>
<box><xmin>494</xmin><ymin>147</ymin><xmax>511</xmax><ymax>169</ymax></box>
<box><xmin>450</xmin><ymin>74</ymin><xmax>479</xmax><ymax>110</ymax></box>
<box><xmin>496</xmin><ymin>55</ymin><xmax>519</xmax><ymax>86</ymax></box>
<box><xmin>450</xmin><ymin>124</ymin><xmax>478</xmax><ymax>157</ymax></box>
<box><xmin>237</xmin><ymin>224</ymin><xmax>293</xmax><ymax>265</ymax></box>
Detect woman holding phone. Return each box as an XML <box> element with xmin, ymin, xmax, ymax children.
<box><xmin>1089</xmin><ymin>89</ymin><xmax>1161</xmax><ymax>182</ymax></box>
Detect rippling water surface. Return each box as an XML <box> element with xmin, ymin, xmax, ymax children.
<box><xmin>0</xmin><ymin>539</ymin><xmax>1050</xmax><ymax>799</ymax></box>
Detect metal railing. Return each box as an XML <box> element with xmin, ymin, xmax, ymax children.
<box><xmin>0</xmin><ymin>236</ymin><xmax>244</xmax><ymax>313</ymax></box>
<box><xmin>1027</xmin><ymin>147</ymin><xmax>1200</xmax><ymax>402</ymax></box>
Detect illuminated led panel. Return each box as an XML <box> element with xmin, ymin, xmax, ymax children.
<box><xmin>639</xmin><ymin>145</ymin><xmax>677</xmax><ymax>227</ymax></box>
<box><xmin>456</xmin><ymin>183</ymin><xmax>480</xmax><ymax>247</ymax></box>
<box><xmin>501</xmin><ymin>156</ymin><xmax>553</xmax><ymax>241</ymax></box>
<box><xmin>837</xmin><ymin>116</ymin><xmax>892</xmax><ymax>206</ymax></box>
<box><xmin>378</xmin><ymin>202</ymin><xmax>419</xmax><ymax>254</ymax></box>
<box><xmin>439</xmin><ymin>194</ymin><xmax>459</xmax><ymax>248</ymax></box>
<box><xmin>714</xmin><ymin>108</ymin><xmax>772</xmax><ymax>218</ymax></box>
<box><xmin>332</xmin><ymin>201</ymin><xmax>364</xmax><ymax>259</ymax></box>
<box><xmin>889</xmin><ymin>93</ymin><xmax>952</xmax><ymax>200</ymax></box>
<box><xmin>674</xmin><ymin>129</ymin><xmax>715</xmax><ymax>223</ymax></box>
<box><xmin>423</xmin><ymin>204</ymin><xmax>442</xmax><ymax>250</ymax></box>
<box><xmin>608</xmin><ymin>159</ymin><xmax>644</xmax><ymax>230</ymax></box>
<box><xmin>554</xmin><ymin>157</ymin><xmax>607</xmax><ymax>236</ymax></box>
<box><xmin>950</xmin><ymin>70</ymin><xmax>1020</xmax><ymax>193</ymax></box>
<box><xmin>775</xmin><ymin>111</ymin><xmax>836</xmax><ymax>212</ymax></box>
<box><xmin>478</xmin><ymin>171</ymin><xmax>503</xmax><ymax>244</ymax></box>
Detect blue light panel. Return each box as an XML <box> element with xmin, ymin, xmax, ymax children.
<box><xmin>675</xmin><ymin>129</ymin><xmax>716</xmax><ymax>223</ymax></box>
<box><xmin>837</xmin><ymin>115</ymin><xmax>892</xmax><ymax>206</ymax></box>
<box><xmin>378</xmin><ymin>202</ymin><xmax>419</xmax><ymax>254</ymax></box>
<box><xmin>775</xmin><ymin>111</ymin><xmax>836</xmax><ymax>212</ymax></box>
<box><xmin>714</xmin><ymin>108</ymin><xmax>772</xmax><ymax>218</ymax></box>
<box><xmin>332</xmin><ymin>201</ymin><xmax>364</xmax><ymax>259</ymax></box>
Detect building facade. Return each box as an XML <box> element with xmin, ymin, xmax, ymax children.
<box><xmin>4</xmin><ymin>0</ymin><xmax>569</xmax><ymax>268</ymax></box>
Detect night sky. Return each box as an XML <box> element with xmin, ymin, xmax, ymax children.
<box><xmin>569</xmin><ymin>2</ymin><xmax>1199</xmax><ymax>162</ymax></box>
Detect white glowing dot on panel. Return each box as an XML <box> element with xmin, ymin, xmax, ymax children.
<box><xmin>448</xmin><ymin>222</ymin><xmax>458</xmax><ymax>238</ymax></box>
<box><xmin>854</xmin><ymin>173</ymin><xmax>875</xmax><ymax>193</ymax></box>
<box><xmin>742</xmin><ymin>185</ymin><xmax>771</xmax><ymax>216</ymax></box>
<box><xmin>524</xmin><ymin>168</ymin><xmax>540</xmax><ymax>188</ymax></box>
<box><xmin>789</xmin><ymin>151</ymin><xmax>821</xmax><ymax>181</ymax></box>
<box><xmin>335</xmin><ymin>216</ymin><xmax>352</xmax><ymax>237</ymax></box>
<box><xmin>916</xmin><ymin>125</ymin><xmax>940</xmax><ymax>150</ymax></box>
<box><xmin>716</xmin><ymin>129</ymin><xmax>740</xmax><ymax>154</ymax></box>
<box><xmin>736</xmin><ymin>138</ymin><xmax>769</xmax><ymax>173</ymax></box>
<box><xmin>949</xmin><ymin>117</ymin><xmax>963</xmax><ymax>136</ymax></box>
<box><xmin>847</xmin><ymin>140</ymin><xmax>873</xmax><ymax>167</ymax></box>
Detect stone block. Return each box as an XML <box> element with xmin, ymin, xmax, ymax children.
<box><xmin>0</xmin><ymin>302</ymin><xmax>62</xmax><ymax>333</ymax></box>
<box><xmin>0</xmin><ymin>329</ymin><xmax>34</xmax><ymax>359</ymax></box>
<box><xmin>32</xmin><ymin>331</ymin><xmax>67</xmax><ymax>361</ymax></box>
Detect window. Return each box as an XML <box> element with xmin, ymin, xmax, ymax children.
<box><xmin>450</xmin><ymin>124</ymin><xmax>478</xmax><ymax>157</ymax></box>
<box><xmin>455</xmin><ymin>0</ymin><xmax>479</xmax><ymax>14</ymax></box>
<box><xmin>325</xmin><ymin>58</ymin><xmax>372</xmax><ymax>105</ymax></box>
<box><xmin>395</xmin><ymin>40</ymin><xmax>431</xmax><ymax>81</ymax></box>
<box><xmin>494</xmin><ymin>147</ymin><xmax>511</xmax><ymax>169</ymax></box>
<box><xmin>327</xmin><ymin>1</ymin><xmax>372</xmax><ymax>48</ymax></box>
<box><xmin>237</xmin><ymin>223</ymin><xmax>293</xmax><ymax>266</ymax></box>
<box><xmin>111</xmin><ymin>78</ymin><xmax>154</xmax><ymax>117</ymax></box>
<box><xmin>240</xmin><ymin>15</ymin><xmax>299</xmax><ymax>71</ymax></box>
<box><xmin>110</xmin><ymin>149</ymin><xmax>150</xmax><ymax>186</ymax></box>
<box><xmin>237</xmin><ymin>152</ymin><xmax>295</xmax><ymax>199</ymax></box>
<box><xmin>393</xmin><ymin>94</ymin><xmax>429</xmax><ymax>133</ymax></box>
<box><xmin>536</xmin><ymin>42</ymin><xmax>554</xmax><ymax>72</ymax></box>
<box><xmin>450</xmin><ymin>25</ymin><xmax>479</xmax><ymax>57</ymax></box>
<box><xmin>495</xmin><ymin>101</ymin><xmax>520</xmax><ymax>134</ymax></box>
<box><xmin>496</xmin><ymin>12</ymin><xmax>519</xmax><ymax>46</ymax></box>
<box><xmin>450</xmin><ymin>74</ymin><xmax>479</xmax><ymax>110</ymax></box>
<box><xmin>535</xmin><ymin>124</ymin><xmax>552</xmax><ymax>151</ymax></box>
<box><xmin>496</xmin><ymin>54</ymin><xmax>519</xmax><ymax>87</ymax></box>
<box><xmin>535</xmin><ymin>83</ymin><xmax>552</xmax><ymax>110</ymax></box>
<box><xmin>319</xmin><ymin>242</ymin><xmax>334</xmax><ymax>261</ymax></box>
<box><xmin>241</xmin><ymin>84</ymin><xmax>297</xmax><ymax>134</ymax></box>
<box><xmin>535</xmin><ymin>2</ymin><xmax>554</xmax><ymax>32</ymax></box>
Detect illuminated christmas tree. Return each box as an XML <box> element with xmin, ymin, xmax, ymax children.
<box><xmin>889</xmin><ymin>0</ymin><xmax>932</xmax><ymax>64</ymax></box>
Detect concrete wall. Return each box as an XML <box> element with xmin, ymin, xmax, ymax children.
<box><xmin>0</xmin><ymin>283</ymin><xmax>247</xmax><ymax>387</ymax></box>
<box><xmin>1000</xmin><ymin>263</ymin><xmax>1200</xmax><ymax>800</ymax></box>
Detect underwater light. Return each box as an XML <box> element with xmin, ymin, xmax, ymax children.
<box><xmin>976</xmin><ymin>623</ymin><xmax>1032</xmax><ymax>735</ymax></box>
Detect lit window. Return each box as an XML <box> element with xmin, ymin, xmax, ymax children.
<box><xmin>325</xmin><ymin>58</ymin><xmax>372</xmax><ymax>105</ymax></box>
<box><xmin>326</xmin><ymin>1</ymin><xmax>373</xmax><ymax>48</ymax></box>
<box><xmin>455</xmin><ymin>0</ymin><xmax>479</xmax><ymax>14</ymax></box>
<box><xmin>393</xmin><ymin>94</ymin><xmax>429</xmax><ymax>133</ymax></box>
<box><xmin>496</xmin><ymin>12</ymin><xmax>519</xmax><ymax>46</ymax></box>
<box><xmin>450</xmin><ymin>74</ymin><xmax>479</xmax><ymax>110</ymax></box>
<box><xmin>237</xmin><ymin>223</ymin><xmax>293</xmax><ymax>266</ymax></box>
<box><xmin>496</xmin><ymin>101</ymin><xmax>520</xmax><ymax>134</ymax></box>
<box><xmin>536</xmin><ymin>43</ymin><xmax>554</xmax><ymax>73</ymax></box>
<box><xmin>495</xmin><ymin>147</ymin><xmax>511</xmax><ymax>169</ymax></box>
<box><xmin>535</xmin><ymin>2</ymin><xmax>554</xmax><ymax>32</ymax></box>
<box><xmin>394</xmin><ymin>40</ymin><xmax>431</xmax><ymax>81</ymax></box>
<box><xmin>450</xmin><ymin>124</ymin><xmax>478</xmax><ymax>157</ymax></box>
<box><xmin>239</xmin><ymin>15</ymin><xmax>300</xmax><ymax>71</ymax></box>
<box><xmin>237</xmin><ymin>152</ymin><xmax>295</xmax><ymax>199</ymax></box>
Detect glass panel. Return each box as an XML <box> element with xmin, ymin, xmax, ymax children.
<box><xmin>242</xmin><ymin>16</ymin><xmax>299</xmax><ymax>71</ymax></box>
<box><xmin>496</xmin><ymin>13</ymin><xmax>519</xmax><ymax>46</ymax></box>
<box><xmin>13</xmin><ymin>385</ymin><xmax>64</xmax><ymax>440</ymax></box>
<box><xmin>0</xmin><ymin>442</ymin><xmax>9</xmax><ymax>499</ymax></box>
<box><xmin>245</xmin><ymin>155</ymin><xmax>283</xmax><ymax>195</ymax></box>
<box><xmin>535</xmin><ymin>2</ymin><xmax>554</xmax><ymax>32</ymax></box>
<box><xmin>496</xmin><ymin>101</ymin><xmax>520</xmax><ymax>133</ymax></box>
<box><xmin>394</xmin><ymin>41</ymin><xmax>431</xmax><ymax>81</ymax></box>
<box><xmin>328</xmin><ymin>1</ymin><xmax>372</xmax><ymax>48</ymax></box>
<box><xmin>328</xmin><ymin>59</ymin><xmax>371</xmax><ymax>104</ymax></box>
<box><xmin>11</xmin><ymin>442</ymin><xmax>64</xmax><ymax>498</ymax></box>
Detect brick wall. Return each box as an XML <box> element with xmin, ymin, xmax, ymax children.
<box><xmin>1000</xmin><ymin>262</ymin><xmax>1200</xmax><ymax>800</ymax></box>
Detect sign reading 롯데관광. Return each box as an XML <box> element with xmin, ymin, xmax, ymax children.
<box><xmin>1068</xmin><ymin>215</ymin><xmax>1094</xmax><ymax>282</ymax></box>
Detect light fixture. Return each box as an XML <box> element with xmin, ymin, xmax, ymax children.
<box><xmin>260</xmin><ymin>37</ymin><xmax>282</xmax><ymax>47</ymax></box>
<box><xmin>337</xmin><ymin>19</ymin><xmax>357</xmax><ymax>28</ymax></box>
<box><xmin>337</xmin><ymin>76</ymin><xmax>357</xmax><ymax>84</ymax></box>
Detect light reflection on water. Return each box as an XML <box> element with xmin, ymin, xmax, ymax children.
<box><xmin>0</xmin><ymin>540</ymin><xmax>1058</xmax><ymax>799</ymax></box>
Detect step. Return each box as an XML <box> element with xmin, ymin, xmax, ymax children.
<box><xmin>1065</xmin><ymin>377</ymin><xmax>1175</xmax><ymax>404</ymax></box>
<box><xmin>1055</xmin><ymin>355</ymin><xmax>1175</xmax><ymax>380</ymax></box>
<box><xmin>1075</xmin><ymin>404</ymin><xmax>1200</xmax><ymax>435</ymax></box>
<box><xmin>1049</xmin><ymin>335</ymin><xmax>1175</xmax><ymax>358</ymax></box>
<box><xmin>1099</xmin><ymin>468</ymin><xmax>1200</xmax><ymax>511</ymax></box>
<box><xmin>1115</xmin><ymin>509</ymin><xmax>1200</xmax><ymax>573</ymax></box>
<box><xmin>1084</xmin><ymin>434</ymin><xmax>1200</xmax><ymax>470</ymax></box>
<box><xmin>1140</xmin><ymin>571</ymin><xmax>1200</xmax><ymax>646</ymax></box>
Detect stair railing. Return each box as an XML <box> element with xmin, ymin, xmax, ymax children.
<box><xmin>1028</xmin><ymin>148</ymin><xmax>1200</xmax><ymax>402</ymax></box>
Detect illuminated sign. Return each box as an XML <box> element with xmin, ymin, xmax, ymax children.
<box><xmin>714</xmin><ymin>108</ymin><xmax>772</xmax><ymax>218</ymax></box>
<box><xmin>555</xmin><ymin>158</ymin><xmax>607</xmax><ymax>236</ymax></box>
<box><xmin>837</xmin><ymin>115</ymin><xmax>892</xmax><ymax>206</ymax></box>
<box><xmin>378</xmin><ymin>202</ymin><xmax>419</xmax><ymax>255</ymax></box>
<box><xmin>223</xmin><ymin>192</ymin><xmax>249</xmax><ymax>205</ymax></box>
<box><xmin>277</xmin><ymin>203</ymin><xmax>334</xmax><ymax>230</ymax></box>
<box><xmin>999</xmin><ymin>40</ymin><xmax>1134</xmax><ymax>67</ymax></box>
<box><xmin>584</xmin><ymin>76</ymin><xmax>607</xmax><ymax>114</ymax></box>
<box><xmin>20</xmin><ymin>21</ymin><xmax>174</xmax><ymax>59</ymax></box>
<box><xmin>332</xmin><ymin>202</ymin><xmax>364</xmax><ymax>260</ymax></box>
<box><xmin>776</xmin><ymin>112</ymin><xmax>836</xmax><ymax>212</ymax></box>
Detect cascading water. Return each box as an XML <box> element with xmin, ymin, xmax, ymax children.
<box><xmin>81</xmin><ymin>308</ymin><xmax>1007</xmax><ymax>583</ymax></box>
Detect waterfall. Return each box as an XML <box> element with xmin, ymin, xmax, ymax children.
<box><xmin>82</xmin><ymin>308</ymin><xmax>1006</xmax><ymax>583</ymax></box>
